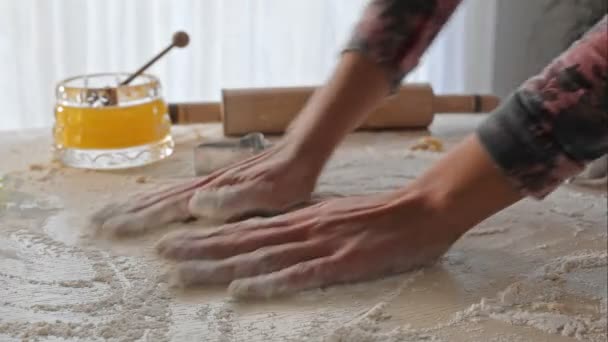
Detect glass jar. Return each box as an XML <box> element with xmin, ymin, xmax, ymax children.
<box><xmin>54</xmin><ymin>73</ymin><xmax>174</xmax><ymax>169</ymax></box>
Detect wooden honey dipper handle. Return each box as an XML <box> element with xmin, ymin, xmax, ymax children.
<box><xmin>121</xmin><ymin>31</ymin><xmax>189</xmax><ymax>86</ymax></box>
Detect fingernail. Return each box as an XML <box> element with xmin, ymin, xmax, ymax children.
<box><xmin>169</xmin><ymin>262</ymin><xmax>196</xmax><ymax>288</ymax></box>
<box><xmin>156</xmin><ymin>243</ymin><xmax>184</xmax><ymax>260</ymax></box>
<box><xmin>154</xmin><ymin>239</ymin><xmax>169</xmax><ymax>255</ymax></box>
<box><xmin>89</xmin><ymin>204</ymin><xmax>118</xmax><ymax>227</ymax></box>
<box><xmin>101</xmin><ymin>215</ymin><xmax>143</xmax><ymax>238</ymax></box>
<box><xmin>170</xmin><ymin>261</ymin><xmax>225</xmax><ymax>287</ymax></box>
<box><xmin>168</xmin><ymin>269</ymin><xmax>187</xmax><ymax>289</ymax></box>
<box><xmin>228</xmin><ymin>278</ymin><xmax>283</xmax><ymax>299</ymax></box>
<box><xmin>156</xmin><ymin>230</ymin><xmax>188</xmax><ymax>254</ymax></box>
<box><xmin>227</xmin><ymin>279</ymin><xmax>253</xmax><ymax>299</ymax></box>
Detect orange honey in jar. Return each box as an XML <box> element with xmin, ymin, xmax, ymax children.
<box><xmin>54</xmin><ymin>73</ymin><xmax>174</xmax><ymax>169</ymax></box>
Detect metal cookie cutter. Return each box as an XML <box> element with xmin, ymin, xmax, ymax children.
<box><xmin>193</xmin><ymin>132</ymin><xmax>271</xmax><ymax>175</ymax></box>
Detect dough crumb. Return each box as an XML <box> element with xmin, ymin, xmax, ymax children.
<box><xmin>29</xmin><ymin>164</ymin><xmax>45</xmax><ymax>171</ymax></box>
<box><xmin>410</xmin><ymin>136</ymin><xmax>444</xmax><ymax>152</ymax></box>
<box><xmin>135</xmin><ymin>176</ymin><xmax>148</xmax><ymax>184</ymax></box>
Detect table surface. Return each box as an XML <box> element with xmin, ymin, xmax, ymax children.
<box><xmin>0</xmin><ymin>115</ymin><xmax>606</xmax><ymax>342</ymax></box>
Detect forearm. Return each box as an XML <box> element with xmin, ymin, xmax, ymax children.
<box><xmin>477</xmin><ymin>15</ymin><xmax>608</xmax><ymax>198</ymax></box>
<box><xmin>282</xmin><ymin>0</ymin><xmax>461</xmax><ymax>175</ymax></box>
<box><xmin>284</xmin><ymin>53</ymin><xmax>390</xmax><ymax>170</ymax></box>
<box><xmin>406</xmin><ymin>134</ymin><xmax>523</xmax><ymax>235</ymax></box>
<box><xmin>407</xmin><ymin>16</ymin><xmax>607</xmax><ymax>235</ymax></box>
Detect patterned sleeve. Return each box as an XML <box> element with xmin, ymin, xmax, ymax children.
<box><xmin>477</xmin><ymin>16</ymin><xmax>608</xmax><ymax>199</ymax></box>
<box><xmin>344</xmin><ymin>0</ymin><xmax>462</xmax><ymax>91</ymax></box>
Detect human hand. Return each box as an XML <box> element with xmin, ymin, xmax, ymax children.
<box><xmin>91</xmin><ymin>53</ymin><xmax>395</xmax><ymax>238</ymax></box>
<box><xmin>156</xmin><ymin>135</ymin><xmax>524</xmax><ymax>298</ymax></box>
<box><xmin>156</xmin><ymin>190</ymin><xmax>461</xmax><ymax>298</ymax></box>
<box><xmin>91</xmin><ymin>143</ymin><xmax>318</xmax><ymax>237</ymax></box>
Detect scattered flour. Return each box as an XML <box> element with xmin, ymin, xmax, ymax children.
<box><xmin>549</xmin><ymin>204</ymin><xmax>594</xmax><ymax>218</ymax></box>
<box><xmin>466</xmin><ymin>226</ymin><xmax>510</xmax><ymax>237</ymax></box>
<box><xmin>326</xmin><ymin>302</ymin><xmax>443</xmax><ymax>342</ymax></box>
<box><xmin>2</xmin><ymin>126</ymin><xmax>606</xmax><ymax>342</ymax></box>
<box><xmin>449</xmin><ymin>251</ymin><xmax>608</xmax><ymax>341</ymax></box>
<box><xmin>0</xmin><ymin>247</ymin><xmax>18</xmax><ymax>259</ymax></box>
<box><xmin>323</xmin><ymin>272</ymin><xmax>446</xmax><ymax>342</ymax></box>
<box><xmin>542</xmin><ymin>251</ymin><xmax>607</xmax><ymax>275</ymax></box>
<box><xmin>0</xmin><ymin>219</ymin><xmax>173</xmax><ymax>341</ymax></box>
<box><xmin>453</xmin><ymin>298</ymin><xmax>606</xmax><ymax>341</ymax></box>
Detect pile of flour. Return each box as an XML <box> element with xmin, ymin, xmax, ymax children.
<box><xmin>451</xmin><ymin>251</ymin><xmax>607</xmax><ymax>341</ymax></box>
<box><xmin>322</xmin><ymin>251</ymin><xmax>607</xmax><ymax>342</ymax></box>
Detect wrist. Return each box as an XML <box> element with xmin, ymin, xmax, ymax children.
<box><xmin>403</xmin><ymin>135</ymin><xmax>523</xmax><ymax>234</ymax></box>
<box><xmin>275</xmin><ymin>52</ymin><xmax>391</xmax><ymax>177</ymax></box>
<box><xmin>272</xmin><ymin>136</ymin><xmax>329</xmax><ymax>187</ymax></box>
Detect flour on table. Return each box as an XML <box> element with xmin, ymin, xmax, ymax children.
<box><xmin>323</xmin><ymin>272</ymin><xmax>446</xmax><ymax>342</ymax></box>
<box><xmin>450</xmin><ymin>251</ymin><xmax>608</xmax><ymax>341</ymax></box>
<box><xmin>325</xmin><ymin>295</ymin><xmax>443</xmax><ymax>342</ymax></box>
<box><xmin>2</xmin><ymin>125</ymin><xmax>606</xmax><ymax>342</ymax></box>
<box><xmin>466</xmin><ymin>226</ymin><xmax>510</xmax><ymax>237</ymax></box>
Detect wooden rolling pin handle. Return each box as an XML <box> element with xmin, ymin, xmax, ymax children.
<box><xmin>433</xmin><ymin>94</ymin><xmax>500</xmax><ymax>114</ymax></box>
<box><xmin>168</xmin><ymin>102</ymin><xmax>221</xmax><ymax>124</ymax></box>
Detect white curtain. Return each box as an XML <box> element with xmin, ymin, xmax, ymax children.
<box><xmin>0</xmin><ymin>0</ymin><xmax>496</xmax><ymax>131</ymax></box>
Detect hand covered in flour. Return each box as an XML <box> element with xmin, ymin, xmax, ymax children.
<box><xmin>156</xmin><ymin>190</ymin><xmax>459</xmax><ymax>298</ymax></box>
<box><xmin>91</xmin><ymin>142</ymin><xmax>319</xmax><ymax>237</ymax></box>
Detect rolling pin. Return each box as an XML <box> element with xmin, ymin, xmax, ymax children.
<box><xmin>168</xmin><ymin>83</ymin><xmax>500</xmax><ymax>136</ymax></box>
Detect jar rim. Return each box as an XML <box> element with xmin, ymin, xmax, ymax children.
<box><xmin>56</xmin><ymin>73</ymin><xmax>162</xmax><ymax>107</ymax></box>
<box><xmin>56</xmin><ymin>72</ymin><xmax>160</xmax><ymax>92</ymax></box>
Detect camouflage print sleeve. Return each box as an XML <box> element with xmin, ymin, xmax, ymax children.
<box><xmin>344</xmin><ymin>0</ymin><xmax>462</xmax><ymax>91</ymax></box>
<box><xmin>477</xmin><ymin>16</ymin><xmax>608</xmax><ymax>199</ymax></box>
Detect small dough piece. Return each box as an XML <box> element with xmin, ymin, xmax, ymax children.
<box><xmin>409</xmin><ymin>136</ymin><xmax>444</xmax><ymax>152</ymax></box>
<box><xmin>29</xmin><ymin>164</ymin><xmax>45</xmax><ymax>171</ymax></box>
<box><xmin>135</xmin><ymin>176</ymin><xmax>148</xmax><ymax>184</ymax></box>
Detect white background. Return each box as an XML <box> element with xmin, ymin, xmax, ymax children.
<box><xmin>0</xmin><ymin>0</ymin><xmax>498</xmax><ymax>131</ymax></box>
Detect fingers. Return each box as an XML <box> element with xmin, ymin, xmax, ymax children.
<box><xmin>187</xmin><ymin>182</ymin><xmax>286</xmax><ymax>221</ymax></box>
<box><xmin>90</xmin><ymin>202</ymin><xmax>122</xmax><ymax>227</ymax></box>
<box><xmin>97</xmin><ymin>191</ymin><xmax>193</xmax><ymax>237</ymax></box>
<box><xmin>584</xmin><ymin>154</ymin><xmax>607</xmax><ymax>179</ymax></box>
<box><xmin>225</xmin><ymin>243</ymin><xmax>405</xmax><ymax>299</ymax></box>
<box><xmin>227</xmin><ymin>257</ymin><xmax>343</xmax><ymax>299</ymax></box>
<box><xmin>89</xmin><ymin>145</ymin><xmax>292</xmax><ymax>238</ymax></box>
<box><xmin>128</xmin><ymin>178</ymin><xmax>208</xmax><ymax>214</ymax></box>
<box><xmin>571</xmin><ymin>155</ymin><xmax>608</xmax><ymax>185</ymax></box>
<box><xmin>90</xmin><ymin>178</ymin><xmax>204</xmax><ymax>231</ymax></box>
<box><xmin>168</xmin><ymin>241</ymin><xmax>331</xmax><ymax>287</ymax></box>
<box><xmin>155</xmin><ymin>217</ymin><xmax>289</xmax><ymax>246</ymax></box>
<box><xmin>156</xmin><ymin>220</ymin><xmax>312</xmax><ymax>260</ymax></box>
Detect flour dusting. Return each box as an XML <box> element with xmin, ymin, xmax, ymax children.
<box><xmin>2</xmin><ymin>125</ymin><xmax>606</xmax><ymax>341</ymax></box>
<box><xmin>450</xmin><ymin>251</ymin><xmax>608</xmax><ymax>341</ymax></box>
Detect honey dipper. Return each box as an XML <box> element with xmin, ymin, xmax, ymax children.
<box><xmin>121</xmin><ymin>31</ymin><xmax>190</xmax><ymax>86</ymax></box>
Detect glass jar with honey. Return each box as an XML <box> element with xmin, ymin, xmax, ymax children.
<box><xmin>54</xmin><ymin>73</ymin><xmax>173</xmax><ymax>169</ymax></box>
